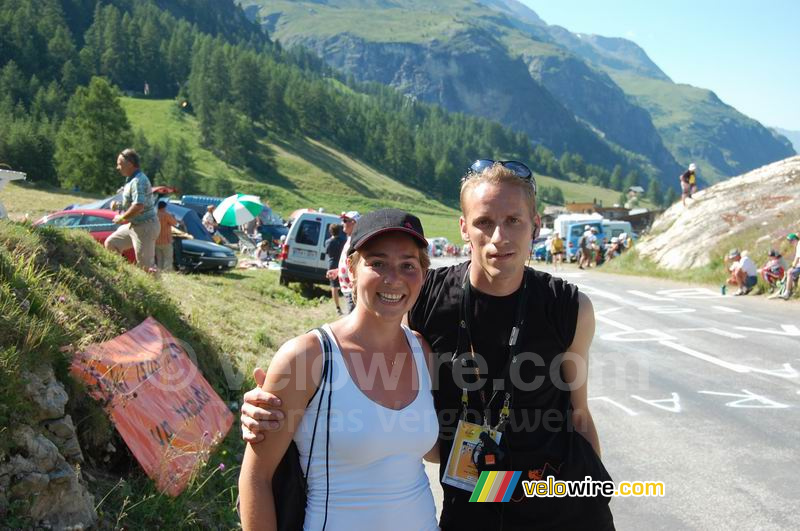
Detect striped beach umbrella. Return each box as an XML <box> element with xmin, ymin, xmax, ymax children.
<box><xmin>213</xmin><ymin>194</ymin><xmax>264</xmax><ymax>227</ymax></box>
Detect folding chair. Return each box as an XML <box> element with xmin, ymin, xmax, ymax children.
<box><xmin>233</xmin><ymin>230</ymin><xmax>258</xmax><ymax>256</ymax></box>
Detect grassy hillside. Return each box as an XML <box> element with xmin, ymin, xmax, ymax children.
<box><xmin>245</xmin><ymin>0</ymin><xmax>480</xmax><ymax>44</ymax></box>
<box><xmin>0</xmin><ymin>184</ymin><xmax>100</xmax><ymax>222</ymax></box>
<box><xmin>609</xmin><ymin>71</ymin><xmax>794</xmax><ymax>184</ymax></box>
<box><xmin>0</xmin><ymin>217</ymin><xmax>355</xmax><ymax>526</ymax></box>
<box><xmin>121</xmin><ymin>97</ymin><xmax>466</xmax><ymax>240</ymax></box>
<box><xmin>0</xmin><ymin>221</ymin><xmax>241</xmax><ymax>527</ymax></box>
<box><xmin>120</xmin><ymin>97</ymin><xmax>635</xmax><ymax>239</ymax></box>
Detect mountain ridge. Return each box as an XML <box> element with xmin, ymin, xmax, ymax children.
<box><xmin>241</xmin><ymin>0</ymin><xmax>794</xmax><ymax>187</ymax></box>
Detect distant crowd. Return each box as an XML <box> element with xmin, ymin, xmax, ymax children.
<box><xmin>538</xmin><ymin>225</ymin><xmax>633</xmax><ymax>272</ymax></box>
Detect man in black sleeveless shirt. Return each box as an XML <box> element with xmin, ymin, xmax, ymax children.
<box><xmin>242</xmin><ymin>161</ymin><xmax>614</xmax><ymax>530</ymax></box>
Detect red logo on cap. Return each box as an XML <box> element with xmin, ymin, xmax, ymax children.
<box><xmin>404</xmin><ymin>222</ymin><xmax>413</xmax><ymax>229</ymax></box>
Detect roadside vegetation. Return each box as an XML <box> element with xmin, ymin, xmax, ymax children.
<box><xmin>0</xmin><ymin>215</ymin><xmax>343</xmax><ymax>527</ymax></box>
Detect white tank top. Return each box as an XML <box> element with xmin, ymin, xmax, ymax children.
<box><xmin>293</xmin><ymin>324</ymin><xmax>439</xmax><ymax>531</ymax></box>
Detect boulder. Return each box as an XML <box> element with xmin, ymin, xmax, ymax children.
<box><xmin>638</xmin><ymin>156</ymin><xmax>800</xmax><ymax>269</ymax></box>
<box><xmin>3</xmin><ymin>426</ymin><xmax>97</xmax><ymax>529</ymax></box>
<box><xmin>23</xmin><ymin>366</ymin><xmax>69</xmax><ymax>421</ymax></box>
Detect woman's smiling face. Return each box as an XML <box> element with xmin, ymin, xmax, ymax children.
<box><xmin>350</xmin><ymin>232</ymin><xmax>425</xmax><ymax>319</ymax></box>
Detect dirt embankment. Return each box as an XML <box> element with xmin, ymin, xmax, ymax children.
<box><xmin>638</xmin><ymin>156</ymin><xmax>800</xmax><ymax>269</ymax></box>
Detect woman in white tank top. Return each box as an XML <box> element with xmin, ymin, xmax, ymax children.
<box><xmin>240</xmin><ymin>209</ymin><xmax>439</xmax><ymax>531</ymax></box>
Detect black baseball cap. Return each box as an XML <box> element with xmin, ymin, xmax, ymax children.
<box><xmin>348</xmin><ymin>208</ymin><xmax>426</xmax><ymax>255</ymax></box>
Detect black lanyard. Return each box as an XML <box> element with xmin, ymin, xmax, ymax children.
<box><xmin>456</xmin><ymin>265</ymin><xmax>529</xmax><ymax>431</ymax></box>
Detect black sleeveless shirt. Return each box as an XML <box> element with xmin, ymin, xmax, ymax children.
<box><xmin>409</xmin><ymin>261</ymin><xmax>614</xmax><ymax>530</ymax></box>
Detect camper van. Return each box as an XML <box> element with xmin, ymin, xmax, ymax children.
<box><xmin>279</xmin><ymin>210</ymin><xmax>342</xmax><ymax>286</ymax></box>
<box><xmin>602</xmin><ymin>220</ymin><xmax>634</xmax><ymax>240</ymax></box>
<box><xmin>552</xmin><ymin>213</ymin><xmax>605</xmax><ymax>261</ymax></box>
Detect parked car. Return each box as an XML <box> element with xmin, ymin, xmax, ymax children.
<box><xmin>34</xmin><ymin>207</ymin><xmax>237</xmax><ymax>272</ymax></box>
<box><xmin>531</xmin><ymin>236</ymin><xmax>549</xmax><ymax>262</ymax></box>
<box><xmin>179</xmin><ymin>195</ymin><xmax>288</xmax><ymax>244</ymax></box>
<box><xmin>279</xmin><ymin>210</ymin><xmax>341</xmax><ymax>286</ymax></box>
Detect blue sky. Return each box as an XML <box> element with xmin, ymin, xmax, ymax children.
<box><xmin>522</xmin><ymin>0</ymin><xmax>800</xmax><ymax>131</ymax></box>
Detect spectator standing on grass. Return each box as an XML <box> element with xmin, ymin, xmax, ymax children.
<box><xmin>325</xmin><ymin>223</ymin><xmax>346</xmax><ymax>315</ymax></box>
<box><xmin>105</xmin><ymin>148</ymin><xmax>159</xmax><ymax>270</ymax></box>
<box><xmin>326</xmin><ymin>211</ymin><xmax>360</xmax><ymax>314</ymax></box>
<box><xmin>154</xmin><ymin>201</ymin><xmax>177</xmax><ymax>272</ymax></box>
<box><xmin>726</xmin><ymin>249</ymin><xmax>758</xmax><ymax>296</ymax></box>
<box><xmin>770</xmin><ymin>233</ymin><xmax>800</xmax><ymax>300</ymax></box>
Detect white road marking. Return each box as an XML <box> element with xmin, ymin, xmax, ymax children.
<box><xmin>630</xmin><ymin>392</ymin><xmax>682</xmax><ymax>413</ymax></box>
<box><xmin>602</xmin><ymin>329</ymin><xmax>677</xmax><ymax>342</ymax></box>
<box><xmin>712</xmin><ymin>305</ymin><xmax>741</xmax><ymax>313</ymax></box>
<box><xmin>595</xmin><ymin>306</ymin><xmax>624</xmax><ymax>317</ymax></box>
<box><xmin>638</xmin><ymin>305</ymin><xmax>696</xmax><ymax>314</ymax></box>
<box><xmin>589</xmin><ymin>396</ymin><xmax>639</xmax><ymax>416</ymax></box>
<box><xmin>596</xmin><ymin>315</ymin><xmax>636</xmax><ymax>332</ymax></box>
<box><xmin>676</xmin><ymin>327</ymin><xmax>747</xmax><ymax>339</ymax></box>
<box><xmin>627</xmin><ymin>290</ymin><xmax>675</xmax><ymax>301</ymax></box>
<box><xmin>577</xmin><ymin>284</ymin><xmax>628</xmax><ymax>304</ymax></box>
<box><xmin>734</xmin><ymin>325</ymin><xmax>800</xmax><ymax>337</ymax></box>
<box><xmin>659</xmin><ymin>340</ymin><xmax>748</xmax><ymax>373</ymax></box>
<box><xmin>698</xmin><ymin>389</ymin><xmax>790</xmax><ymax>409</ymax></box>
<box><xmin>660</xmin><ymin>340</ymin><xmax>799</xmax><ymax>378</ymax></box>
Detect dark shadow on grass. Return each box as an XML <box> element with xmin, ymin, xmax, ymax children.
<box><xmin>271</xmin><ymin>136</ymin><xmax>377</xmax><ymax>199</ymax></box>
<box><xmin>297</xmin><ymin>282</ymin><xmax>330</xmax><ymax>300</ymax></box>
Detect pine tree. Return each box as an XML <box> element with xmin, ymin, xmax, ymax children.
<box><xmin>624</xmin><ymin>170</ymin><xmax>640</xmax><ymax>191</ymax></box>
<box><xmin>609</xmin><ymin>165</ymin><xmax>623</xmax><ymax>190</ymax></box>
<box><xmin>664</xmin><ymin>186</ymin><xmax>679</xmax><ymax>207</ymax></box>
<box><xmin>54</xmin><ymin>77</ymin><xmax>133</xmax><ymax>193</ymax></box>
<box><xmin>646</xmin><ymin>178</ymin><xmax>662</xmax><ymax>206</ymax></box>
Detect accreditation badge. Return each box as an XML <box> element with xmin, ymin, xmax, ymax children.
<box><xmin>442</xmin><ymin>420</ymin><xmax>502</xmax><ymax>491</ymax></box>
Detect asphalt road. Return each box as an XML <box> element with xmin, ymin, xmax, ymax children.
<box><xmin>424</xmin><ymin>257</ymin><xmax>799</xmax><ymax>530</ymax></box>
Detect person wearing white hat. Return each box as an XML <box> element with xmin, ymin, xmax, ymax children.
<box><xmin>680</xmin><ymin>163</ymin><xmax>698</xmax><ymax>206</ymax></box>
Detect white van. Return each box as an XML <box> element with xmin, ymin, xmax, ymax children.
<box><xmin>0</xmin><ymin>169</ymin><xmax>26</xmax><ymax>220</ymax></box>
<box><xmin>279</xmin><ymin>211</ymin><xmax>342</xmax><ymax>286</ymax></box>
<box><xmin>602</xmin><ymin>220</ymin><xmax>634</xmax><ymax>240</ymax></box>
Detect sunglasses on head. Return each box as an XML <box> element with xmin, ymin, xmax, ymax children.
<box><xmin>466</xmin><ymin>159</ymin><xmax>536</xmax><ymax>194</ymax></box>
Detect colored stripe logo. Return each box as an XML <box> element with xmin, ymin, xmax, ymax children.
<box><xmin>469</xmin><ymin>471</ymin><xmax>521</xmax><ymax>502</ymax></box>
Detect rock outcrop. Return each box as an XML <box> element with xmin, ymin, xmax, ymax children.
<box><xmin>638</xmin><ymin>156</ymin><xmax>800</xmax><ymax>269</ymax></box>
<box><xmin>0</xmin><ymin>366</ymin><xmax>96</xmax><ymax>529</ymax></box>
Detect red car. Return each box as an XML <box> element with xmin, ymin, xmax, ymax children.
<box><xmin>34</xmin><ymin>209</ymin><xmax>136</xmax><ymax>262</ymax></box>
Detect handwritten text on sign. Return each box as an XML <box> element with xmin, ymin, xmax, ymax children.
<box><xmin>70</xmin><ymin>317</ymin><xmax>233</xmax><ymax>496</ymax></box>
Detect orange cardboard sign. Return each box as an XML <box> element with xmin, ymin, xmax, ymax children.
<box><xmin>70</xmin><ymin>317</ymin><xmax>233</xmax><ymax>496</ymax></box>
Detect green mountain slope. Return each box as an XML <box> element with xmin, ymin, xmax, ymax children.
<box><xmin>121</xmin><ymin>97</ymin><xmax>464</xmax><ymax>240</ymax></box>
<box><xmin>119</xmin><ymin>97</ymin><xmax>632</xmax><ymax>240</ymax></box>
<box><xmin>241</xmin><ymin>0</ymin><xmax>795</xmax><ymax>187</ymax></box>
<box><xmin>609</xmin><ymin>72</ymin><xmax>796</xmax><ymax>183</ymax></box>
<box><xmin>246</xmin><ymin>0</ymin><xmax>649</xmax><ymax>176</ymax></box>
